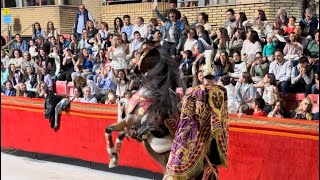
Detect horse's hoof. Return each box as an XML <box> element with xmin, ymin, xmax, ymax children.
<box><xmin>108</xmin><ymin>156</ymin><xmax>119</xmax><ymax>168</ymax></box>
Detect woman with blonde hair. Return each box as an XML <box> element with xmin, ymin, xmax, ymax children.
<box><xmin>290</xmin><ymin>97</ymin><xmax>314</xmax><ymax>120</ymax></box>
<box><xmin>35</xmin><ymin>81</ymin><xmax>48</xmax><ymax>98</ymax></box>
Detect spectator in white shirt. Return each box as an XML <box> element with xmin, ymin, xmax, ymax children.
<box><xmin>218</xmin><ymin>75</ymin><xmax>236</xmax><ymax>114</ymax></box>
<box><xmin>131</xmin><ymin>17</ymin><xmax>148</xmax><ymax>40</ymax></box>
<box><xmin>268</xmin><ymin>49</ymin><xmax>292</xmax><ymax>95</ymax></box>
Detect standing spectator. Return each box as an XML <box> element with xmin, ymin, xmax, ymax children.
<box><xmin>179</xmin><ymin>50</ymin><xmax>194</xmax><ymax>87</ymax></box>
<box><xmin>46</xmin><ymin>21</ymin><xmax>58</xmax><ymax>39</ymax></box>
<box><xmin>193</xmin><ymin>25</ymin><xmax>212</xmax><ymax>66</ymax></box>
<box><xmin>79</xmin><ymin>86</ymin><xmax>97</xmax><ymax>103</ymax></box>
<box><xmin>121</xmin><ymin>15</ymin><xmax>134</xmax><ymax>42</ymax></box>
<box><xmin>217</xmin><ymin>75</ymin><xmax>236</xmax><ymax>114</ymax></box>
<box><xmin>131</xmin><ymin>17</ymin><xmax>148</xmax><ymax>40</ymax></box>
<box><xmin>273</xmin><ymin>8</ymin><xmax>289</xmax><ymax>29</ymax></box>
<box><xmin>162</xmin><ymin>0</ymin><xmax>181</xmax><ymax>20</ymax></box>
<box><xmin>1</xmin><ymin>80</ymin><xmax>16</xmax><ymax>96</ymax></box>
<box><xmin>114</xmin><ymin>17</ymin><xmax>123</xmax><ymax>34</ymax></box>
<box><xmin>299</xmin><ymin>8</ymin><xmax>319</xmax><ymax>38</ymax></box>
<box><xmin>48</xmin><ymin>46</ymin><xmax>61</xmax><ymax>80</ymax></box>
<box><xmin>32</xmin><ymin>22</ymin><xmax>47</xmax><ymax>40</ymax></box>
<box><xmin>73</xmin><ymin>4</ymin><xmax>95</xmax><ymax>41</ymax></box>
<box><xmin>154</xmin><ymin>3</ymin><xmax>182</xmax><ymax>59</ymax></box>
<box><xmin>223</xmin><ymin>8</ymin><xmax>237</xmax><ymax>39</ymax></box>
<box><xmin>12</xmin><ymin>34</ymin><xmax>28</xmax><ymax>53</ymax></box>
<box><xmin>108</xmin><ymin>34</ymin><xmax>129</xmax><ymax>71</ymax></box>
<box><xmin>290</xmin><ymin>57</ymin><xmax>314</xmax><ymax>95</ymax></box>
<box><xmin>99</xmin><ymin>22</ymin><xmax>110</xmax><ymax>40</ymax></box>
<box><xmin>268</xmin><ymin>49</ymin><xmax>292</xmax><ymax>95</ymax></box>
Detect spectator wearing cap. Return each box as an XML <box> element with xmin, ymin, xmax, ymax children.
<box><xmin>12</xmin><ymin>34</ymin><xmax>28</xmax><ymax>53</ymax></box>
<box><xmin>268</xmin><ymin>49</ymin><xmax>292</xmax><ymax>95</ymax></box>
<box><xmin>299</xmin><ymin>8</ymin><xmax>319</xmax><ymax>38</ymax></box>
<box><xmin>73</xmin><ymin>4</ymin><xmax>96</xmax><ymax>41</ymax></box>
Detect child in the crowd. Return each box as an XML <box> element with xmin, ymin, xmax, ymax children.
<box><xmin>262</xmin><ymin>33</ymin><xmax>277</xmax><ymax>61</ymax></box>
<box><xmin>29</xmin><ymin>39</ymin><xmax>38</xmax><ymax>58</ymax></box>
<box><xmin>239</xmin><ymin>96</ymin><xmax>267</xmax><ymax>117</ymax></box>
<box><xmin>284</xmin><ymin>16</ymin><xmax>296</xmax><ymax>35</ymax></box>
<box><xmin>179</xmin><ymin>50</ymin><xmax>194</xmax><ymax>87</ymax></box>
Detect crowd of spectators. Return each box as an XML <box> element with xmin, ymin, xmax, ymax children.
<box><xmin>1</xmin><ymin>1</ymin><xmax>319</xmax><ymax>120</ymax></box>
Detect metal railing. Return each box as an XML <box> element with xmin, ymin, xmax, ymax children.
<box><xmin>1</xmin><ymin>27</ymin><xmax>9</xmax><ymax>34</ymax></box>
<box><xmin>1</xmin><ymin>23</ymin><xmax>34</xmax><ymax>53</ymax></box>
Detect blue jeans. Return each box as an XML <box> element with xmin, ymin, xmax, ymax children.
<box><xmin>311</xmin><ymin>84</ymin><xmax>319</xmax><ymax>94</ymax></box>
<box><xmin>278</xmin><ymin>81</ymin><xmax>289</xmax><ymax>95</ymax></box>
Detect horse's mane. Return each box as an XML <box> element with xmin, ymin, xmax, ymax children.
<box><xmin>141</xmin><ymin>46</ymin><xmax>186</xmax><ymax>127</ymax></box>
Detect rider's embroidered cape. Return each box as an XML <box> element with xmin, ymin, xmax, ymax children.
<box><xmin>164</xmin><ymin>84</ymin><xmax>229</xmax><ymax>180</ymax></box>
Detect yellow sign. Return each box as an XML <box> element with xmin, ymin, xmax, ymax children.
<box><xmin>3</xmin><ymin>8</ymin><xmax>10</xmax><ymax>15</ymax></box>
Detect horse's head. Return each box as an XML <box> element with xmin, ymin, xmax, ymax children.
<box><xmin>124</xmin><ymin>44</ymin><xmax>185</xmax><ymax>139</ymax></box>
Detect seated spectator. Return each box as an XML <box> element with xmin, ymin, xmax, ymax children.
<box><xmin>38</xmin><ymin>67</ymin><xmax>53</xmax><ymax>91</ymax></box>
<box><xmin>273</xmin><ymin>8</ymin><xmax>289</xmax><ymax>30</ymax></box>
<box><xmin>293</xmin><ymin>25</ymin><xmax>311</xmax><ymax>49</ymax></box>
<box><xmin>179</xmin><ymin>50</ymin><xmax>194</xmax><ymax>87</ymax></box>
<box><xmin>149</xmin><ymin>29</ymin><xmax>161</xmax><ymax>43</ymax></box>
<box><xmin>21</xmin><ymin>66</ymin><xmax>38</xmax><ymax>91</ymax></box>
<box><xmin>58</xmin><ymin>35</ymin><xmax>70</xmax><ymax>56</ymax></box>
<box><xmin>131</xmin><ymin>17</ymin><xmax>148</xmax><ymax>40</ymax></box>
<box><xmin>284</xmin><ymin>16</ymin><xmax>296</xmax><ymax>35</ymax></box>
<box><xmin>15</xmin><ymin>82</ymin><xmax>34</xmax><ymax>98</ymax></box>
<box><xmin>12</xmin><ymin>34</ymin><xmax>28</xmax><ymax>53</ymax></box>
<box><xmin>86</xmin><ymin>20</ymin><xmax>98</xmax><ymax>40</ymax></box>
<box><xmin>128</xmin><ymin>31</ymin><xmax>144</xmax><ymax>58</ymax></box>
<box><xmin>311</xmin><ymin>62</ymin><xmax>319</xmax><ymax>94</ymax></box>
<box><xmin>183</xmin><ymin>28</ymin><xmax>197</xmax><ymax>52</ymax></box>
<box><xmin>121</xmin><ymin>32</ymin><xmax>130</xmax><ymax>50</ymax></box>
<box><xmin>110</xmin><ymin>68</ymin><xmax>129</xmax><ymax>98</ymax></box>
<box><xmin>306</xmin><ymin>30</ymin><xmax>319</xmax><ymax>66</ymax></box>
<box><xmin>37</xmin><ymin>36</ymin><xmax>51</xmax><ymax>55</ymax></box>
<box><xmin>46</xmin><ymin>21</ymin><xmax>58</xmax><ymax>39</ymax></box>
<box><xmin>8</xmin><ymin>49</ymin><xmax>23</xmax><ymax>70</ymax></box>
<box><xmin>229</xmin><ymin>28</ymin><xmax>246</xmax><ymax>55</ymax></box>
<box><xmin>290</xmin><ymin>96</ymin><xmax>313</xmax><ymax>120</ymax></box>
<box><xmin>71</xmin><ymin>48</ymin><xmax>94</xmax><ymax>81</ymax></box>
<box><xmin>269</xmin><ymin>49</ymin><xmax>292</xmax><ymax>95</ymax></box>
<box><xmin>28</xmin><ymin>39</ymin><xmax>38</xmax><ymax>58</ymax></box>
<box><xmin>1</xmin><ymin>80</ymin><xmax>16</xmax><ymax>96</ymax></box>
<box><xmin>78</xmin><ymin>29</ymin><xmax>93</xmax><ymax>50</ymax></box>
<box><xmin>79</xmin><ymin>86</ymin><xmax>97</xmax><ymax>103</ymax></box>
<box><xmin>218</xmin><ymin>75</ymin><xmax>236</xmax><ymax>114</ymax></box>
<box><xmin>121</xmin><ymin>15</ymin><xmax>133</xmax><ymax>42</ymax></box>
<box><xmin>241</xmin><ymin>30</ymin><xmax>262</xmax><ymax>70</ymax></box>
<box><xmin>114</xmin><ymin>17</ymin><xmax>123</xmax><ymax>34</ymax></box>
<box><xmin>214</xmin><ymin>51</ymin><xmax>234</xmax><ymax>82</ymax></box>
<box><xmin>1</xmin><ymin>62</ymin><xmax>9</xmax><ymax>88</ymax></box>
<box><xmin>32</xmin><ymin>22</ymin><xmax>47</xmax><ymax>40</ymax></box>
<box><xmin>99</xmin><ymin>22</ymin><xmax>110</xmax><ymax>41</ymax></box>
<box><xmin>234</xmin><ymin>12</ymin><xmax>247</xmax><ymax>32</ymax></box>
<box><xmin>268</xmin><ymin>99</ymin><xmax>286</xmax><ymax>118</ymax></box>
<box><xmin>1</xmin><ymin>49</ymin><xmax>10</xmax><ymax>68</ymax></box>
<box><xmin>254</xmin><ymin>73</ymin><xmax>280</xmax><ymax>114</ymax></box>
<box><xmin>105</xmin><ymin>90</ymin><xmax>117</xmax><ymax>104</ymax></box>
<box><xmin>96</xmin><ymin>67</ymin><xmax>117</xmax><ymax>101</ymax></box>
<box><xmin>290</xmin><ymin>57</ymin><xmax>314</xmax><ymax>95</ymax></box>
<box><xmin>194</xmin><ymin>12</ymin><xmax>215</xmax><ymax>38</ymax></box>
<box><xmin>229</xmin><ymin>51</ymin><xmax>246</xmax><ymax>81</ymax></box>
<box><xmin>283</xmin><ymin>32</ymin><xmax>303</xmax><ymax>66</ymax></box>
<box><xmin>213</xmin><ymin>28</ymin><xmax>230</xmax><ymax>60</ymax></box>
<box><xmin>147</xmin><ymin>18</ymin><xmax>159</xmax><ymax>40</ymax></box>
<box><xmin>242</xmin><ymin>96</ymin><xmax>267</xmax><ymax>117</ymax></box>
<box><xmin>235</xmin><ymin>72</ymin><xmax>256</xmax><ymax>113</ymax></box>
<box><xmin>8</xmin><ymin>64</ymin><xmax>22</xmax><ymax>86</ymax></box>
<box><xmin>263</xmin><ymin>33</ymin><xmax>277</xmax><ymax>61</ymax></box>
<box><xmin>68</xmin><ymin>34</ymin><xmax>79</xmax><ymax>55</ymax></box>
<box><xmin>34</xmin><ymin>81</ymin><xmax>49</xmax><ymax>98</ymax></box>
<box><xmin>69</xmin><ymin>86</ymin><xmax>83</xmax><ymax>102</ymax></box>
<box><xmin>192</xmin><ymin>69</ymin><xmax>204</xmax><ymax>87</ymax></box>
<box><xmin>243</xmin><ymin>10</ymin><xmax>272</xmax><ymax>38</ymax></box>
<box><xmin>192</xmin><ymin>25</ymin><xmax>213</xmax><ymax>66</ymax></box>
<box><xmin>57</xmin><ymin>48</ymin><xmax>76</xmax><ymax>82</ymax></box>
<box><xmin>48</xmin><ymin>36</ymin><xmax>58</xmax><ymax>52</ymax></box>
<box><xmin>299</xmin><ymin>8</ymin><xmax>318</xmax><ymax>38</ymax></box>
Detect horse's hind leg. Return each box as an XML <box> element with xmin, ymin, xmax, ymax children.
<box><xmin>115</xmin><ymin>131</ymin><xmax>126</xmax><ymax>157</ymax></box>
<box><xmin>105</xmin><ymin>121</ymin><xmax>127</xmax><ymax>168</ymax></box>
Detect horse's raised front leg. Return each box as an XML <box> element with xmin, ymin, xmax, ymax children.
<box><xmin>105</xmin><ymin>120</ymin><xmax>127</xmax><ymax>168</ymax></box>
